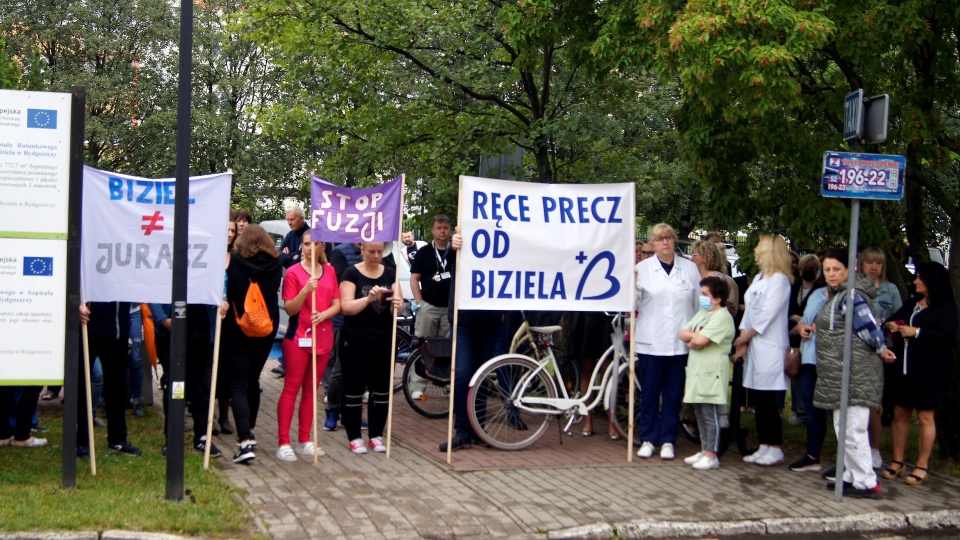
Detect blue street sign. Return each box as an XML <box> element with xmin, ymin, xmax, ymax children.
<box><xmin>821</xmin><ymin>151</ymin><xmax>906</xmax><ymax>200</ymax></box>
<box><xmin>843</xmin><ymin>90</ymin><xmax>863</xmax><ymax>141</ymax></box>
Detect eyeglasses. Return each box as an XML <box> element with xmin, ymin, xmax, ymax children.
<box><xmin>641</xmin><ymin>251</ymin><xmax>655</xmax><ymax>256</ymax></box>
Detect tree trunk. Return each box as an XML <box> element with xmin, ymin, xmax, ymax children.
<box><xmin>903</xmin><ymin>144</ymin><xmax>928</xmax><ymax>265</ymax></box>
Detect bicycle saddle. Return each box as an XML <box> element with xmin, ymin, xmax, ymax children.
<box><xmin>528</xmin><ymin>325</ymin><xmax>562</xmax><ymax>336</ymax></box>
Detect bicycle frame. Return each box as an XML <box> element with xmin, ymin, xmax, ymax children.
<box><xmin>473</xmin><ymin>314</ymin><xmax>628</xmax><ymax>420</ymax></box>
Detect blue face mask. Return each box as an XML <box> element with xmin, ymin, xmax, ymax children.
<box><xmin>699</xmin><ymin>295</ymin><xmax>713</xmax><ymax>311</ymax></box>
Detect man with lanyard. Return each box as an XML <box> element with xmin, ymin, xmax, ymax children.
<box><xmin>409</xmin><ymin>215</ymin><xmax>452</xmax><ymax>339</ymax></box>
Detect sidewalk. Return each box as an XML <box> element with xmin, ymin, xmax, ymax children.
<box><xmin>210</xmin><ymin>358</ymin><xmax>960</xmax><ymax>539</ymax></box>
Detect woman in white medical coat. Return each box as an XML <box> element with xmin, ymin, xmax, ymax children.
<box><xmin>733</xmin><ymin>234</ymin><xmax>792</xmax><ymax>466</ymax></box>
<box><xmin>634</xmin><ymin>223</ymin><xmax>701</xmax><ymax>461</ymax></box>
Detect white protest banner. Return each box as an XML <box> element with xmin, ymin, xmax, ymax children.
<box><xmin>81</xmin><ymin>166</ymin><xmax>231</xmax><ymax>306</ymax></box>
<box><xmin>457</xmin><ymin>176</ymin><xmax>635</xmax><ymax>312</ymax></box>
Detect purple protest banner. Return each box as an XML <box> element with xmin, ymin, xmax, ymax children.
<box><xmin>310</xmin><ymin>175</ymin><xmax>403</xmax><ymax>243</ymax></box>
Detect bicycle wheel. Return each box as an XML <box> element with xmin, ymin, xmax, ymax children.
<box><xmin>468</xmin><ymin>355</ymin><xmax>557</xmax><ymax>450</ymax></box>
<box><xmin>392</xmin><ymin>328</ymin><xmax>413</xmax><ymax>393</ymax></box>
<box><xmin>608</xmin><ymin>361</ymin><xmax>642</xmax><ymax>440</ymax></box>
<box><xmin>401</xmin><ymin>349</ymin><xmax>449</xmax><ymax>419</ymax></box>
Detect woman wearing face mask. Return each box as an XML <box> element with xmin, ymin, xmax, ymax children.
<box><xmin>679</xmin><ymin>277</ymin><xmax>735</xmax><ymax>470</ymax></box>
<box><xmin>786</xmin><ymin>255</ymin><xmax>823</xmax><ymax>426</ymax></box>
<box><xmin>813</xmin><ymin>248</ymin><xmax>896</xmax><ymax>499</ymax></box>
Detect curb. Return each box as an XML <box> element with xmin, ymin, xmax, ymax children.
<box><xmin>548</xmin><ymin>509</ymin><xmax>960</xmax><ymax>539</ymax></box>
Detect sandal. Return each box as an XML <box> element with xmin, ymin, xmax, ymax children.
<box><xmin>881</xmin><ymin>460</ymin><xmax>905</xmax><ymax>480</ymax></box>
<box><xmin>905</xmin><ymin>466</ymin><xmax>929</xmax><ymax>486</ymax></box>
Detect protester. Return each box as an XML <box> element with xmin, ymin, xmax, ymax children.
<box><xmin>812</xmin><ymin>248</ymin><xmax>896</xmax><ymax>499</ymax></box>
<box><xmin>410</xmin><ymin>215</ymin><xmax>453</xmax><ymax>339</ymax></box>
<box><xmin>788</xmin><ymin>279</ymin><xmax>830</xmax><ymax>473</ymax></box>
<box><xmin>786</xmin><ymin>254</ymin><xmax>821</xmax><ymax>426</ymax></box>
<box><xmin>76</xmin><ymin>302</ymin><xmax>142</xmax><ymax>458</ymax></box>
<box><xmin>216</xmin><ymin>219</ymin><xmax>237</xmax><ymax>435</ymax></box>
<box><xmin>400</xmin><ymin>229</ymin><xmax>427</xmax><ymax>265</ymax></box>
<box><xmin>230</xmin><ymin>208</ymin><xmax>253</xmax><ymax>236</ymax></box>
<box><xmin>690</xmin><ymin>240</ymin><xmax>738</xmax><ymax>317</ymax></box>
<box><xmin>883</xmin><ymin>262</ymin><xmax>957</xmax><ymax>486</ymax></box>
<box><xmin>127</xmin><ymin>304</ymin><xmax>145</xmax><ymax>418</ymax></box>
<box><xmin>279</xmin><ymin>205</ymin><xmax>310</xmax><ymax>269</ymax></box>
<box><xmin>223</xmin><ymin>224</ymin><xmax>282</xmax><ymax>463</ymax></box>
<box><xmin>439</xmin><ymin>228</ymin><xmax>503</xmax><ymax>451</ymax></box>
<box><xmin>149</xmin><ymin>302</ymin><xmax>223</xmax><ymax>458</ymax></box>
<box><xmin>338</xmin><ymin>242</ymin><xmax>402</xmax><ymax>454</ymax></box>
<box><xmin>679</xmin><ymin>276</ymin><xmax>735</xmax><ymax>470</ymax></box>
<box><xmin>634</xmin><ymin>223</ymin><xmax>701</xmax><ymax>460</ymax></box>
<box><xmin>734</xmin><ymin>234</ymin><xmax>792</xmax><ymax>466</ymax></box>
<box><xmin>635</xmin><ymin>241</ymin><xmax>654</xmax><ymax>264</ymax></box>
<box><xmin>323</xmin><ymin>242</ymin><xmax>363</xmax><ymax>431</ymax></box>
<box><xmin>0</xmin><ymin>386</ymin><xmax>44</xmax><ymax>447</ymax></box>
<box><xmin>276</xmin><ymin>231</ymin><xmax>340</xmax><ymax>461</ymax></box>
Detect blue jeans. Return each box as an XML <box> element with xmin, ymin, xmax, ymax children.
<box><xmin>638</xmin><ymin>353</ymin><xmax>687</xmax><ymax>445</ymax></box>
<box><xmin>453</xmin><ymin>317</ymin><xmax>501</xmax><ymax>439</ymax></box>
<box><xmin>800</xmin><ymin>364</ymin><xmax>827</xmax><ymax>458</ymax></box>
<box><xmin>128</xmin><ymin>309</ymin><xmax>144</xmax><ymax>403</ymax></box>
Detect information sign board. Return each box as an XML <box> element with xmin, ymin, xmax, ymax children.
<box><xmin>843</xmin><ymin>90</ymin><xmax>864</xmax><ymax>141</ymax></box>
<box><xmin>821</xmin><ymin>151</ymin><xmax>906</xmax><ymax>200</ymax></box>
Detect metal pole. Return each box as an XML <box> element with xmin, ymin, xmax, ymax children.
<box><xmin>166</xmin><ymin>0</ymin><xmax>194</xmax><ymax>501</ymax></box>
<box><xmin>62</xmin><ymin>86</ymin><xmax>85</xmax><ymax>488</ymax></box>
<box><xmin>834</xmin><ymin>198</ymin><xmax>860</xmax><ymax>502</ymax></box>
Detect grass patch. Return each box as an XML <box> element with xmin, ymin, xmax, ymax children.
<box><xmin>0</xmin><ymin>403</ymin><xmax>256</xmax><ymax>537</ymax></box>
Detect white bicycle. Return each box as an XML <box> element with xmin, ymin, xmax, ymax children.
<box><xmin>466</xmin><ymin>313</ymin><xmax>639</xmax><ymax>450</ymax></box>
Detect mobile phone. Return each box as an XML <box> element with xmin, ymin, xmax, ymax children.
<box><xmin>380</xmin><ymin>290</ymin><xmax>394</xmax><ymax>298</ymax></box>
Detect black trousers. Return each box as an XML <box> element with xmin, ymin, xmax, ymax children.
<box><xmin>157</xmin><ymin>334</ymin><xmax>214</xmax><ymax>441</ymax></box>
<box><xmin>749</xmin><ymin>389</ymin><xmax>783</xmax><ymax>446</ymax></box>
<box><xmin>339</xmin><ymin>333</ymin><xmax>390</xmax><ymax>441</ymax></box>
<box><xmin>77</xmin><ymin>336</ymin><xmax>129</xmax><ymax>447</ymax></box>
<box><xmin>0</xmin><ymin>386</ymin><xmax>42</xmax><ymax>441</ymax></box>
<box><xmin>222</xmin><ymin>322</ymin><xmax>273</xmax><ymax>442</ymax></box>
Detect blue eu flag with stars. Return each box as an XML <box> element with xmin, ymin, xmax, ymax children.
<box><xmin>23</xmin><ymin>257</ymin><xmax>53</xmax><ymax>276</ymax></box>
<box><xmin>26</xmin><ymin>109</ymin><xmax>57</xmax><ymax>129</ymax></box>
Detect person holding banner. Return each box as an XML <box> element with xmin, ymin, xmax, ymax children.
<box><xmin>733</xmin><ymin>235</ymin><xmax>792</xmax><ymax>467</ymax></box>
<box><xmin>223</xmin><ymin>224</ymin><xmax>283</xmax><ymax>464</ymax></box>
<box><xmin>634</xmin><ymin>223</ymin><xmax>701</xmax><ymax>461</ymax></box>
<box><xmin>77</xmin><ymin>302</ymin><xmax>142</xmax><ymax>458</ymax></box>
<box><xmin>276</xmin><ymin>231</ymin><xmax>340</xmax><ymax>461</ymax></box>
<box><xmin>338</xmin><ymin>242</ymin><xmax>402</xmax><ymax>454</ymax></box>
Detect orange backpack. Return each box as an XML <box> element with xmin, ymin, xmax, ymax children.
<box><xmin>233</xmin><ymin>280</ymin><xmax>274</xmax><ymax>337</ymax></box>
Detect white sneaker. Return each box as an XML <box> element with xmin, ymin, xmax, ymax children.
<box><xmin>684</xmin><ymin>452</ymin><xmax>704</xmax><ymax>465</ymax></box>
<box><xmin>275</xmin><ymin>444</ymin><xmax>297</xmax><ymax>462</ymax></box>
<box><xmin>871</xmin><ymin>449</ymin><xmax>882</xmax><ymax>470</ymax></box>
<box><xmin>754</xmin><ymin>447</ymin><xmax>785</xmax><ymax>466</ymax></box>
<box><xmin>637</xmin><ymin>441</ymin><xmax>655</xmax><ymax>459</ymax></box>
<box><xmin>410</xmin><ymin>391</ymin><xmax>424</xmax><ymax>400</ymax></box>
<box><xmin>299</xmin><ymin>441</ymin><xmax>325</xmax><ymax>457</ymax></box>
<box><xmin>660</xmin><ymin>443</ymin><xmax>675</xmax><ymax>460</ymax></box>
<box><xmin>743</xmin><ymin>445</ymin><xmax>769</xmax><ymax>463</ymax></box>
<box><xmin>369</xmin><ymin>436</ymin><xmax>387</xmax><ymax>453</ymax></box>
<box><xmin>693</xmin><ymin>455</ymin><xmax>720</xmax><ymax>471</ymax></box>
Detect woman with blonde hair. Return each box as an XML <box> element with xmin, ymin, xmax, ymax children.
<box><xmin>733</xmin><ymin>234</ymin><xmax>792</xmax><ymax>466</ymax></box>
<box><xmin>858</xmin><ymin>247</ymin><xmax>901</xmax><ymax>324</ymax></box>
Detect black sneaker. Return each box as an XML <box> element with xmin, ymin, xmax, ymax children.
<box><xmin>194</xmin><ymin>436</ymin><xmax>222</xmax><ymax>458</ymax></box>
<box><xmin>472</xmin><ymin>437</ymin><xmax>491</xmax><ymax>449</ymax></box>
<box><xmin>825</xmin><ymin>481</ymin><xmax>853</xmax><ymax>490</ymax></box>
<box><xmin>77</xmin><ymin>445</ymin><xmax>90</xmax><ymax>459</ymax></box>
<box><xmin>507</xmin><ymin>414</ymin><xmax>528</xmax><ymax>431</ymax></box>
<box><xmin>826</xmin><ymin>482</ymin><xmax>883</xmax><ymax>499</ymax></box>
<box><xmin>233</xmin><ymin>441</ymin><xmax>256</xmax><ymax>464</ymax></box>
<box><xmin>789</xmin><ymin>454</ymin><xmax>822</xmax><ymax>472</ymax></box>
<box><xmin>438</xmin><ymin>435</ymin><xmax>472</xmax><ymax>452</ymax></box>
<box><xmin>109</xmin><ymin>441</ymin><xmax>143</xmax><ymax>456</ymax></box>
<box><xmin>822</xmin><ymin>466</ymin><xmax>840</xmax><ymax>481</ymax></box>
<box><xmin>132</xmin><ymin>403</ymin><xmax>146</xmax><ymax>418</ymax></box>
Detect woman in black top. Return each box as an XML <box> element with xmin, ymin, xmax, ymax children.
<box><xmin>339</xmin><ymin>242</ymin><xmax>403</xmax><ymax>454</ymax></box>
<box><xmin>882</xmin><ymin>262</ymin><xmax>957</xmax><ymax>485</ymax></box>
<box><xmin>223</xmin><ymin>224</ymin><xmax>282</xmax><ymax>463</ymax></box>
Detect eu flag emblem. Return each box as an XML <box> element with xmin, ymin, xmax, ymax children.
<box><xmin>23</xmin><ymin>257</ymin><xmax>53</xmax><ymax>276</ymax></box>
<box><xmin>26</xmin><ymin>109</ymin><xmax>57</xmax><ymax>129</ymax></box>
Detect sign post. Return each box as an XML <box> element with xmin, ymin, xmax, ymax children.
<box><xmin>823</xmin><ymin>99</ymin><xmax>902</xmax><ymax>501</ymax></box>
